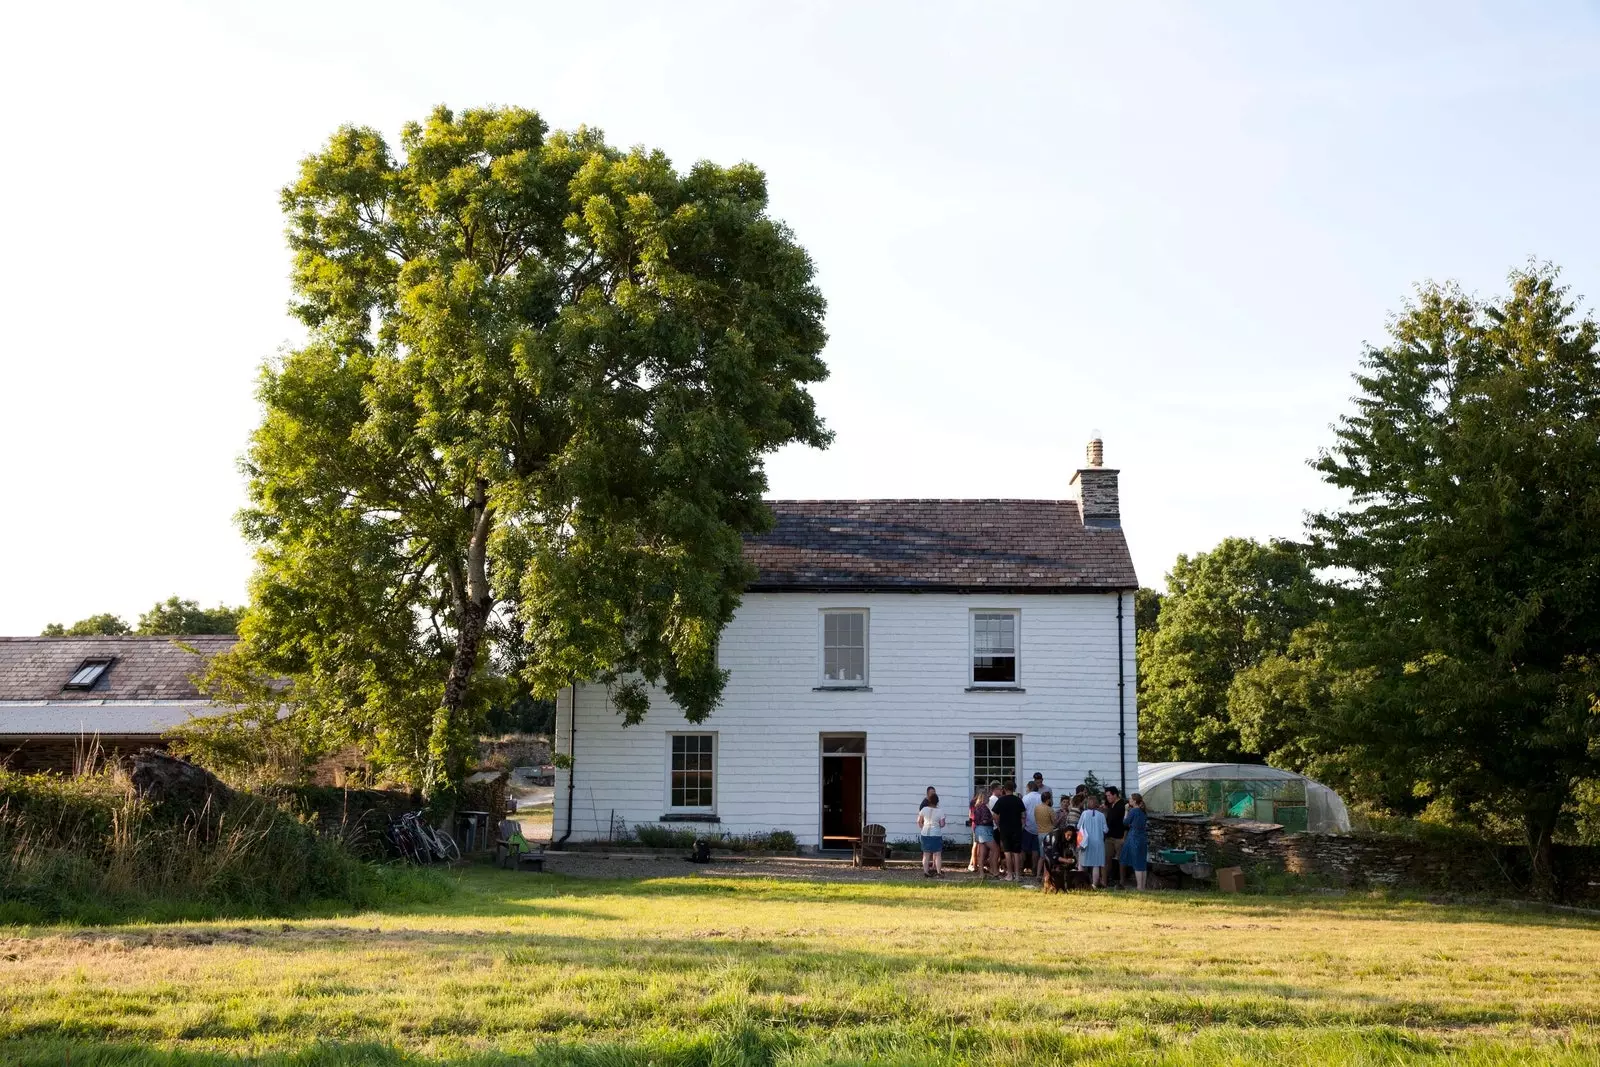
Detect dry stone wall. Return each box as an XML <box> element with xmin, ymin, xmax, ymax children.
<box><xmin>1149</xmin><ymin>814</ymin><xmax>1600</xmax><ymax>903</ymax></box>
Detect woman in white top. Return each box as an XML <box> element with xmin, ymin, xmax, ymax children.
<box><xmin>1075</xmin><ymin>795</ymin><xmax>1109</xmax><ymax>888</ymax></box>
<box><xmin>917</xmin><ymin>792</ymin><xmax>948</xmax><ymax>877</ymax></box>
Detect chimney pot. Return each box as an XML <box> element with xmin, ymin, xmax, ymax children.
<box><xmin>1070</xmin><ymin>435</ymin><xmax>1120</xmax><ymax>528</ymax></box>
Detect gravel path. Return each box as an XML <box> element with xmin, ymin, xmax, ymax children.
<box><xmin>535</xmin><ymin>851</ymin><xmax>1040</xmax><ymax>885</ymax></box>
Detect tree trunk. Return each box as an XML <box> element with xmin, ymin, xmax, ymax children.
<box><xmin>425</xmin><ymin>596</ymin><xmax>489</xmax><ymax>798</ymax></box>
<box><xmin>424</xmin><ymin>490</ymin><xmax>495</xmax><ymax>803</ymax></box>
<box><xmin>1524</xmin><ymin>804</ymin><xmax>1561</xmax><ymax>901</ymax></box>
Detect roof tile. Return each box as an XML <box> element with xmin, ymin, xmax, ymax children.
<box><xmin>743</xmin><ymin>500</ymin><xmax>1137</xmax><ymax>591</ymax></box>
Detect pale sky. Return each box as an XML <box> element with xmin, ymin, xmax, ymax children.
<box><xmin>2</xmin><ymin>2</ymin><xmax>1598</xmax><ymax>634</ymax></box>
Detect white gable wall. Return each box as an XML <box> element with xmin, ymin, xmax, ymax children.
<box><xmin>552</xmin><ymin>590</ymin><xmax>1136</xmax><ymax>847</ymax></box>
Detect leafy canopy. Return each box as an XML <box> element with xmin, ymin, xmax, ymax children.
<box><xmin>1137</xmin><ymin>537</ymin><xmax>1322</xmax><ymax>762</ymax></box>
<box><xmin>41</xmin><ymin>598</ymin><xmax>243</xmax><ymax>637</ymax></box>
<box><xmin>238</xmin><ymin>106</ymin><xmax>829</xmax><ymax>794</ymax></box>
<box><xmin>137</xmin><ymin>598</ymin><xmax>243</xmax><ymax>636</ymax></box>
<box><xmin>1309</xmin><ymin>264</ymin><xmax>1600</xmax><ymax>870</ymax></box>
<box><xmin>41</xmin><ymin>614</ymin><xmax>132</xmax><ymax>637</ymax></box>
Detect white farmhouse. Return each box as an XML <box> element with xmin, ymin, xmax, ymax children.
<box><xmin>553</xmin><ymin>438</ymin><xmax>1138</xmax><ymax>850</ymax></box>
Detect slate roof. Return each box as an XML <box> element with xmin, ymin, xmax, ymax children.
<box><xmin>744</xmin><ymin>500</ymin><xmax>1137</xmax><ymax>592</ymax></box>
<box><xmin>0</xmin><ymin>635</ymin><xmax>236</xmax><ymax>702</ymax></box>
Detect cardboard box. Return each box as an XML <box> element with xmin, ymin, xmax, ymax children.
<box><xmin>1216</xmin><ymin>866</ymin><xmax>1245</xmax><ymax>893</ymax></box>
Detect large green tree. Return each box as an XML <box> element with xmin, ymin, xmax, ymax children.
<box><xmin>1310</xmin><ymin>265</ymin><xmax>1600</xmax><ymax>887</ymax></box>
<box><xmin>240</xmin><ymin>106</ymin><xmax>829</xmax><ymax>798</ymax></box>
<box><xmin>40</xmin><ymin>597</ymin><xmax>243</xmax><ymax>637</ymax></box>
<box><xmin>136</xmin><ymin>597</ymin><xmax>243</xmax><ymax>635</ymax></box>
<box><xmin>41</xmin><ymin>613</ymin><xmax>132</xmax><ymax>636</ymax></box>
<box><xmin>1137</xmin><ymin>538</ymin><xmax>1322</xmax><ymax>762</ymax></box>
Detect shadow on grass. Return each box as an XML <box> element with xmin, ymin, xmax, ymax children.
<box><xmin>419</xmin><ymin>866</ymin><xmax>1600</xmax><ymax>931</ymax></box>
<box><xmin>6</xmin><ymin>1024</ymin><xmax>1600</xmax><ymax>1067</ymax></box>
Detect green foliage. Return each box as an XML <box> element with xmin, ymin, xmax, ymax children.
<box><xmin>242</xmin><ymin>105</ymin><xmax>829</xmax><ymax>800</ymax></box>
<box><xmin>0</xmin><ymin>769</ymin><xmax>447</xmax><ymax>923</ymax></box>
<box><xmin>1137</xmin><ymin>538</ymin><xmax>1323</xmax><ymax>762</ymax></box>
<box><xmin>631</xmin><ymin>824</ymin><xmax>698</xmax><ymax>848</ymax></box>
<box><xmin>1228</xmin><ymin>622</ymin><xmax>1348</xmax><ymax>776</ymax></box>
<box><xmin>40</xmin><ymin>597</ymin><xmax>245</xmax><ymax>638</ymax></box>
<box><xmin>1134</xmin><ymin>586</ymin><xmax>1163</xmax><ymax>637</ymax></box>
<box><xmin>628</xmin><ymin>825</ymin><xmax>797</xmax><ymax>851</ymax></box>
<box><xmin>171</xmin><ymin>643</ymin><xmax>325</xmax><ymax>788</ymax></box>
<box><xmin>1570</xmin><ymin>780</ymin><xmax>1600</xmax><ymax>846</ymax></box>
<box><xmin>40</xmin><ymin>613</ymin><xmax>131</xmax><ymax>636</ymax></box>
<box><xmin>136</xmin><ymin>596</ymin><xmax>244</xmax><ymax>635</ymax></box>
<box><xmin>1309</xmin><ymin>264</ymin><xmax>1600</xmax><ymax>885</ymax></box>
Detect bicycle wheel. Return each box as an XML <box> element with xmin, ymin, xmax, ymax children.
<box><xmin>432</xmin><ymin>828</ymin><xmax>460</xmax><ymax>862</ymax></box>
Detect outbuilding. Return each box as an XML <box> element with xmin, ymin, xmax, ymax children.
<box><xmin>0</xmin><ymin>635</ymin><xmax>235</xmax><ymax>772</ymax></box>
<box><xmin>1136</xmin><ymin>761</ymin><xmax>1351</xmax><ymax>834</ymax></box>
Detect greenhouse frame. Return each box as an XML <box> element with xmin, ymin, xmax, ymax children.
<box><xmin>1136</xmin><ymin>762</ymin><xmax>1351</xmax><ymax>834</ymax></box>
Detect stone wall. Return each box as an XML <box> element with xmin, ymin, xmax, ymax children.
<box><xmin>0</xmin><ymin>736</ymin><xmax>166</xmax><ymax>774</ymax></box>
<box><xmin>1149</xmin><ymin>813</ymin><xmax>1600</xmax><ymax>904</ymax></box>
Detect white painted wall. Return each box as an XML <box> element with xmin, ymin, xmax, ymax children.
<box><xmin>552</xmin><ymin>590</ymin><xmax>1137</xmax><ymax>848</ymax></box>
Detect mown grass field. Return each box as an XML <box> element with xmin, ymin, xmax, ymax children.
<box><xmin>3</xmin><ymin>866</ymin><xmax>1598</xmax><ymax>1065</ymax></box>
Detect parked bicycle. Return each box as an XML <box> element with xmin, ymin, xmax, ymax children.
<box><xmin>386</xmin><ymin>811</ymin><xmax>460</xmax><ymax>864</ymax></box>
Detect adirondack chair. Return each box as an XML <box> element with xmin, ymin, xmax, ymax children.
<box><xmin>495</xmin><ymin>818</ymin><xmax>545</xmax><ymax>872</ymax></box>
<box><xmin>852</xmin><ymin>823</ymin><xmax>887</xmax><ymax>868</ymax></box>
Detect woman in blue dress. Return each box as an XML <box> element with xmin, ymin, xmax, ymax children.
<box><xmin>1120</xmin><ymin>792</ymin><xmax>1150</xmax><ymax>890</ymax></box>
<box><xmin>1075</xmin><ymin>795</ymin><xmax>1107</xmax><ymax>888</ymax></box>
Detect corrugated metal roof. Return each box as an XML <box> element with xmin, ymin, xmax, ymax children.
<box><xmin>0</xmin><ymin>700</ymin><xmax>217</xmax><ymax>737</ymax></box>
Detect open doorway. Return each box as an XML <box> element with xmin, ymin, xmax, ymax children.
<box><xmin>820</xmin><ymin>734</ymin><xmax>865</xmax><ymax>850</ymax></box>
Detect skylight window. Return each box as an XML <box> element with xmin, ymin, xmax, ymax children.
<box><xmin>64</xmin><ymin>658</ymin><xmax>113</xmax><ymax>690</ymax></box>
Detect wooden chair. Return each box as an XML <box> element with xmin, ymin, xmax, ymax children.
<box><xmin>495</xmin><ymin>818</ymin><xmax>545</xmax><ymax>872</ymax></box>
<box><xmin>852</xmin><ymin>823</ymin><xmax>887</xmax><ymax>868</ymax></box>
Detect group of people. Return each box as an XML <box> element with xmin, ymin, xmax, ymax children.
<box><xmin>914</xmin><ymin>775</ymin><xmax>1150</xmax><ymax>889</ymax></box>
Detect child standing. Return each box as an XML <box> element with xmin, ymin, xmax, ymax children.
<box><xmin>918</xmin><ymin>792</ymin><xmax>947</xmax><ymax>877</ymax></box>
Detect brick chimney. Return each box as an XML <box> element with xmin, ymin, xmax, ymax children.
<box><xmin>1070</xmin><ymin>434</ymin><xmax>1120</xmax><ymax>528</ymax></box>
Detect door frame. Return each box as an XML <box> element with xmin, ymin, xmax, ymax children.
<box><xmin>818</xmin><ymin>733</ymin><xmax>867</xmax><ymax>852</ymax></box>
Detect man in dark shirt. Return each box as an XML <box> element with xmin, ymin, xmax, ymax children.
<box><xmin>1103</xmin><ymin>785</ymin><xmax>1129</xmax><ymax>887</ymax></box>
<box><xmin>991</xmin><ymin>780</ymin><xmax>1027</xmax><ymax>881</ymax></box>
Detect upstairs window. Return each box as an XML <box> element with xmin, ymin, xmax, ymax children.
<box><xmin>64</xmin><ymin>658</ymin><xmax>113</xmax><ymax>690</ymax></box>
<box><xmin>820</xmin><ymin>610</ymin><xmax>868</xmax><ymax>686</ymax></box>
<box><xmin>668</xmin><ymin>734</ymin><xmax>716</xmax><ymax>811</ymax></box>
<box><xmin>971</xmin><ymin>612</ymin><xmax>1019</xmax><ymax>686</ymax></box>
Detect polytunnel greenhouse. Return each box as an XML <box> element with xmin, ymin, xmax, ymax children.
<box><xmin>1136</xmin><ymin>762</ymin><xmax>1351</xmax><ymax>834</ymax></box>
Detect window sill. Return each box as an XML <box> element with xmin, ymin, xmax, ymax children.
<box><xmin>659</xmin><ymin>813</ymin><xmax>720</xmax><ymax>823</ymax></box>
<box><xmin>965</xmin><ymin>686</ymin><xmax>1026</xmax><ymax>693</ymax></box>
<box><xmin>814</xmin><ymin>685</ymin><xmax>873</xmax><ymax>692</ymax></box>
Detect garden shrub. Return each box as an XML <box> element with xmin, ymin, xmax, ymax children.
<box><xmin>629</xmin><ymin>826</ymin><xmax>802</xmax><ymax>852</ymax></box>
<box><xmin>0</xmin><ymin>768</ymin><xmax>449</xmax><ymax>923</ymax></box>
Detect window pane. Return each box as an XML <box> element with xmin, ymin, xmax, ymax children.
<box><xmin>822</xmin><ymin>735</ymin><xmax>865</xmax><ymax>754</ymax></box>
<box><xmin>822</xmin><ymin>612</ymin><xmax>866</xmax><ymax>683</ymax></box>
<box><xmin>973</xmin><ymin>614</ymin><xmax>1017</xmax><ymax>682</ymax></box>
<box><xmin>844</xmin><ymin>648</ymin><xmax>863</xmax><ymax>681</ymax></box>
<box><xmin>973</xmin><ymin>655</ymin><xmax>1017</xmax><ymax>683</ymax></box>
<box><xmin>972</xmin><ymin>736</ymin><xmax>1018</xmax><ymax>796</ymax></box>
<box><xmin>670</xmin><ymin>735</ymin><xmax>714</xmax><ymax>807</ymax></box>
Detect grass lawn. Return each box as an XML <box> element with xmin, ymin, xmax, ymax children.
<box><xmin>3</xmin><ymin>866</ymin><xmax>1599</xmax><ymax>1065</ymax></box>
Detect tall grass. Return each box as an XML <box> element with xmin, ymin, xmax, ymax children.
<box><xmin>0</xmin><ymin>768</ymin><xmax>448</xmax><ymax>924</ymax></box>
